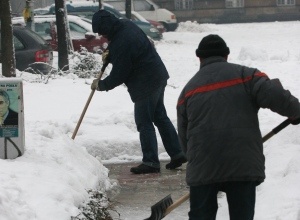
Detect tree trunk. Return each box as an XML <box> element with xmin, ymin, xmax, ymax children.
<box><xmin>0</xmin><ymin>0</ymin><xmax>16</xmax><ymax>77</ymax></box>
<box><xmin>54</xmin><ymin>0</ymin><xmax>69</xmax><ymax>71</ymax></box>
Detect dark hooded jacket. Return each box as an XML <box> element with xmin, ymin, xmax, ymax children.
<box><xmin>92</xmin><ymin>10</ymin><xmax>169</xmax><ymax>102</ymax></box>
<box><xmin>177</xmin><ymin>56</ymin><xmax>300</xmax><ymax>186</ymax></box>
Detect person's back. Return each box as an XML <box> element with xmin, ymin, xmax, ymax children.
<box><xmin>107</xmin><ymin>18</ymin><xmax>169</xmax><ymax>101</ymax></box>
<box><xmin>177</xmin><ymin>34</ymin><xmax>300</xmax><ymax>220</ymax></box>
<box><xmin>92</xmin><ymin>10</ymin><xmax>169</xmax><ymax>102</ymax></box>
<box><xmin>180</xmin><ymin>58</ymin><xmax>269</xmax><ymax>185</ymax></box>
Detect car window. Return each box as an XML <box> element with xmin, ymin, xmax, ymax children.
<box><xmin>14</xmin><ymin>35</ymin><xmax>25</xmax><ymax>50</ymax></box>
<box><xmin>69</xmin><ymin>22</ymin><xmax>87</xmax><ymax>39</ymax></box>
<box><xmin>134</xmin><ymin>0</ymin><xmax>153</xmax><ymax>11</ymax></box>
<box><xmin>69</xmin><ymin>22</ymin><xmax>87</xmax><ymax>33</ymax></box>
<box><xmin>0</xmin><ymin>32</ymin><xmax>25</xmax><ymax>51</ymax></box>
<box><xmin>23</xmin><ymin>28</ymin><xmax>48</xmax><ymax>45</ymax></box>
<box><xmin>35</xmin><ymin>22</ymin><xmax>52</xmax><ymax>39</ymax></box>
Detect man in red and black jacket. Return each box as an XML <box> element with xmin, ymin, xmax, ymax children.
<box><xmin>177</xmin><ymin>34</ymin><xmax>300</xmax><ymax>220</ymax></box>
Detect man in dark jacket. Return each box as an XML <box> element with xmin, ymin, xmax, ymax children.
<box><xmin>91</xmin><ymin>10</ymin><xmax>186</xmax><ymax>174</ymax></box>
<box><xmin>177</xmin><ymin>34</ymin><xmax>300</xmax><ymax>219</ymax></box>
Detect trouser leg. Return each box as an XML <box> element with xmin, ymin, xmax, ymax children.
<box><xmin>134</xmin><ymin>90</ymin><xmax>160</xmax><ymax>168</ymax></box>
<box><xmin>189</xmin><ymin>184</ymin><xmax>219</xmax><ymax>220</ymax></box>
<box><xmin>153</xmin><ymin>85</ymin><xmax>184</xmax><ymax>159</ymax></box>
<box><xmin>223</xmin><ymin>181</ymin><xmax>256</xmax><ymax>220</ymax></box>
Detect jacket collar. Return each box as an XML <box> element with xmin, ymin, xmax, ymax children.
<box><xmin>200</xmin><ymin>56</ymin><xmax>227</xmax><ymax>69</ymax></box>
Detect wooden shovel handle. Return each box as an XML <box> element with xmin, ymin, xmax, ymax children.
<box><xmin>164</xmin><ymin>192</ymin><xmax>190</xmax><ymax>216</ymax></box>
<box><xmin>71</xmin><ymin>63</ymin><xmax>108</xmax><ymax>140</ymax></box>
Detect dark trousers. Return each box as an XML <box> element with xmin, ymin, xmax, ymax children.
<box><xmin>189</xmin><ymin>181</ymin><xmax>256</xmax><ymax>220</ymax></box>
<box><xmin>134</xmin><ymin>84</ymin><xmax>184</xmax><ymax>168</ymax></box>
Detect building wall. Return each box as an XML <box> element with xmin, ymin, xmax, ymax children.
<box><xmin>10</xmin><ymin>0</ymin><xmax>300</xmax><ymax>23</ymax></box>
<box><xmin>153</xmin><ymin>0</ymin><xmax>300</xmax><ymax>23</ymax></box>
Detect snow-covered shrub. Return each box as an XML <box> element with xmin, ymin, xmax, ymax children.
<box><xmin>70</xmin><ymin>47</ymin><xmax>103</xmax><ymax>78</ymax></box>
<box><xmin>71</xmin><ymin>189</ymin><xmax>114</xmax><ymax>220</ymax></box>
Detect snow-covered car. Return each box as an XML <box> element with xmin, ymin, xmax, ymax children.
<box><xmin>12</xmin><ymin>15</ymin><xmax>108</xmax><ymax>53</ymax></box>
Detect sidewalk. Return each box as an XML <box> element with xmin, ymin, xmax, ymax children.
<box><xmin>104</xmin><ymin>161</ymin><xmax>190</xmax><ymax>220</ymax></box>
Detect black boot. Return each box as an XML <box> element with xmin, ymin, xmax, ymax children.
<box><xmin>130</xmin><ymin>164</ymin><xmax>160</xmax><ymax>174</ymax></box>
<box><xmin>166</xmin><ymin>156</ymin><xmax>187</xmax><ymax>170</ymax></box>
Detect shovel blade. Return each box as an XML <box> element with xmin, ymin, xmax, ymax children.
<box><xmin>144</xmin><ymin>194</ymin><xmax>173</xmax><ymax>220</ymax></box>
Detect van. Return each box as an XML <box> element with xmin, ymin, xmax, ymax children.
<box><xmin>104</xmin><ymin>0</ymin><xmax>178</xmax><ymax>31</ymax></box>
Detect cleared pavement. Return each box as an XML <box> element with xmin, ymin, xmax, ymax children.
<box><xmin>104</xmin><ymin>161</ymin><xmax>190</xmax><ymax>220</ymax></box>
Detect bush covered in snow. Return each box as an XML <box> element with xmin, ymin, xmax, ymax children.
<box><xmin>71</xmin><ymin>189</ymin><xmax>113</xmax><ymax>220</ymax></box>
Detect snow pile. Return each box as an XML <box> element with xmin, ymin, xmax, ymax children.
<box><xmin>175</xmin><ymin>20</ymin><xmax>216</xmax><ymax>33</ymax></box>
<box><xmin>238</xmin><ymin>46</ymin><xmax>269</xmax><ymax>61</ymax></box>
<box><xmin>0</xmin><ymin>119</ymin><xmax>112</xmax><ymax>220</ymax></box>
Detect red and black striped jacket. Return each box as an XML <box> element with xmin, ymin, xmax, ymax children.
<box><xmin>177</xmin><ymin>56</ymin><xmax>300</xmax><ymax>186</ymax></box>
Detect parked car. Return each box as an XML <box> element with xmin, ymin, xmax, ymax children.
<box><xmin>104</xmin><ymin>0</ymin><xmax>178</xmax><ymax>31</ymax></box>
<box><xmin>46</xmin><ymin>1</ymin><xmax>162</xmax><ymax>40</ymax></box>
<box><xmin>0</xmin><ymin>26</ymin><xmax>53</xmax><ymax>74</ymax></box>
<box><xmin>12</xmin><ymin>15</ymin><xmax>108</xmax><ymax>53</ymax></box>
<box><xmin>120</xmin><ymin>10</ymin><xmax>165</xmax><ymax>35</ymax></box>
<box><xmin>147</xmin><ymin>19</ymin><xmax>166</xmax><ymax>34</ymax></box>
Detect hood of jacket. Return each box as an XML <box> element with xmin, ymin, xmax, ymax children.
<box><xmin>92</xmin><ymin>9</ymin><xmax>120</xmax><ymax>40</ymax></box>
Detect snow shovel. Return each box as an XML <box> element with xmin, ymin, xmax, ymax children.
<box><xmin>144</xmin><ymin>118</ymin><xmax>291</xmax><ymax>220</ymax></box>
<box><xmin>71</xmin><ymin>62</ymin><xmax>109</xmax><ymax>140</ymax></box>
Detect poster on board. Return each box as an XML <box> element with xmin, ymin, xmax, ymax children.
<box><xmin>0</xmin><ymin>78</ymin><xmax>25</xmax><ymax>159</ymax></box>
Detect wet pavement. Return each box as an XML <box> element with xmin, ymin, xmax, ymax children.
<box><xmin>104</xmin><ymin>161</ymin><xmax>190</xmax><ymax>220</ymax></box>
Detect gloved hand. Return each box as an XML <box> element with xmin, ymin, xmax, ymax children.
<box><xmin>290</xmin><ymin>117</ymin><xmax>300</xmax><ymax>125</ymax></box>
<box><xmin>91</xmin><ymin>79</ymin><xmax>100</xmax><ymax>91</ymax></box>
<box><xmin>102</xmin><ymin>49</ymin><xmax>110</xmax><ymax>64</ymax></box>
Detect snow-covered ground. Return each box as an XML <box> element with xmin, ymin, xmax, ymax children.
<box><xmin>1</xmin><ymin>20</ymin><xmax>300</xmax><ymax>220</ymax></box>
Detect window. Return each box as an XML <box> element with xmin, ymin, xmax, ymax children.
<box><xmin>175</xmin><ymin>0</ymin><xmax>193</xmax><ymax>10</ymax></box>
<box><xmin>14</xmin><ymin>36</ymin><xmax>25</xmax><ymax>50</ymax></box>
<box><xmin>134</xmin><ymin>0</ymin><xmax>153</xmax><ymax>11</ymax></box>
<box><xmin>69</xmin><ymin>22</ymin><xmax>87</xmax><ymax>33</ymax></box>
<box><xmin>225</xmin><ymin>0</ymin><xmax>244</xmax><ymax>8</ymax></box>
<box><xmin>277</xmin><ymin>0</ymin><xmax>295</xmax><ymax>6</ymax></box>
<box><xmin>35</xmin><ymin>22</ymin><xmax>51</xmax><ymax>39</ymax></box>
<box><xmin>69</xmin><ymin>22</ymin><xmax>87</xmax><ymax>39</ymax></box>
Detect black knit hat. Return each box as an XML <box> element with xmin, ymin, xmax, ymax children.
<box><xmin>195</xmin><ymin>34</ymin><xmax>230</xmax><ymax>58</ymax></box>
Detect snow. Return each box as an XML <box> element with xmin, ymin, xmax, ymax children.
<box><xmin>1</xmin><ymin>20</ymin><xmax>300</xmax><ymax>219</ymax></box>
